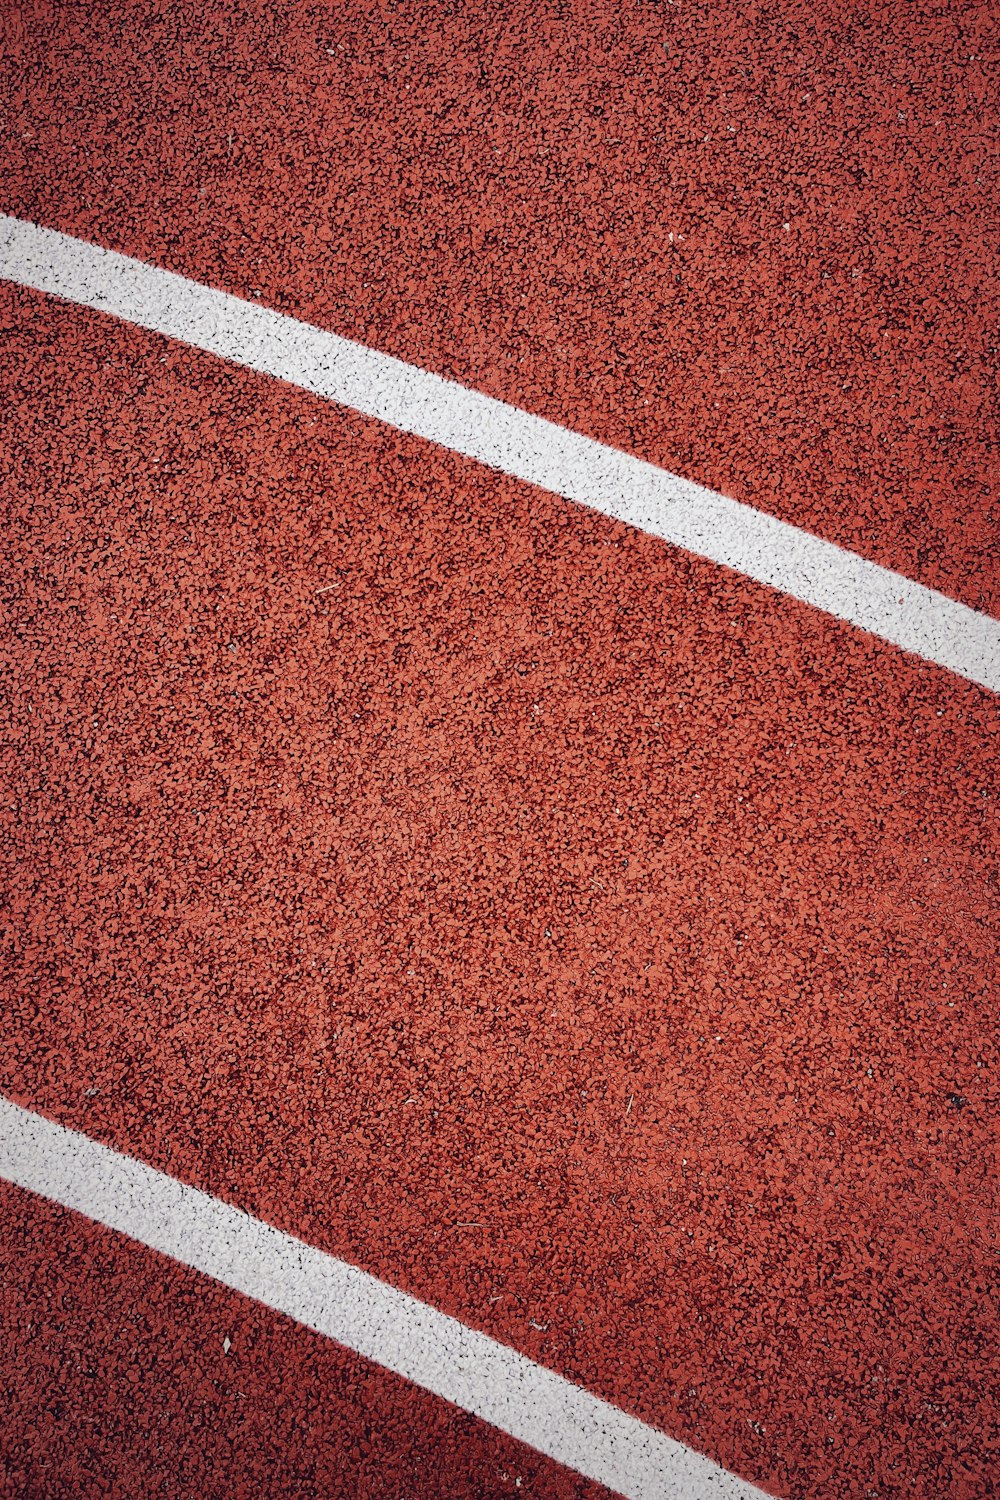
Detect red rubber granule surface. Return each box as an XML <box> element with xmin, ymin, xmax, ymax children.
<box><xmin>2</xmin><ymin>0</ymin><xmax>997</xmax><ymax>611</ymax></box>
<box><xmin>2</xmin><ymin>275</ymin><xmax>997</xmax><ymax>1497</ymax></box>
<box><xmin>0</xmin><ymin>1181</ymin><xmax>602</xmax><ymax>1499</ymax></box>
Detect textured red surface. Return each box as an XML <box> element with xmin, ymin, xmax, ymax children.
<box><xmin>2</xmin><ymin>276</ymin><xmax>998</xmax><ymax>1498</ymax></box>
<box><xmin>0</xmin><ymin>1180</ymin><xmax>602</xmax><ymax>1499</ymax></box>
<box><xmin>2</xmin><ymin>0</ymin><xmax>997</xmax><ymax>612</ymax></box>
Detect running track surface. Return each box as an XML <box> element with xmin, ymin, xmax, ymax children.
<box><xmin>1</xmin><ymin>4</ymin><xmax>998</xmax><ymax>1498</ymax></box>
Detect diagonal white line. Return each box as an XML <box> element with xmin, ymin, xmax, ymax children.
<box><xmin>1</xmin><ymin>211</ymin><xmax>997</xmax><ymax>694</ymax></box>
<box><xmin>0</xmin><ymin>1095</ymin><xmax>774</xmax><ymax>1500</ymax></box>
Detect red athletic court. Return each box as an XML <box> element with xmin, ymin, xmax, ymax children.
<box><xmin>1</xmin><ymin>4</ymin><xmax>997</xmax><ymax>1497</ymax></box>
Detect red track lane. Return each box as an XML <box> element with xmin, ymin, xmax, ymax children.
<box><xmin>0</xmin><ymin>1181</ymin><xmax>603</xmax><ymax>1499</ymax></box>
<box><xmin>2</xmin><ymin>0</ymin><xmax>997</xmax><ymax>613</ymax></box>
<box><xmin>2</xmin><ymin>287</ymin><xmax>998</xmax><ymax>1497</ymax></box>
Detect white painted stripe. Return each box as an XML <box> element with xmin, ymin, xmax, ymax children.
<box><xmin>0</xmin><ymin>1095</ymin><xmax>772</xmax><ymax>1500</ymax></box>
<box><xmin>2</xmin><ymin>212</ymin><xmax>997</xmax><ymax>693</ymax></box>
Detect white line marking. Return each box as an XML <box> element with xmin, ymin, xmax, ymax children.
<box><xmin>1</xmin><ymin>212</ymin><xmax>997</xmax><ymax>693</ymax></box>
<box><xmin>0</xmin><ymin>1095</ymin><xmax>772</xmax><ymax>1500</ymax></box>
